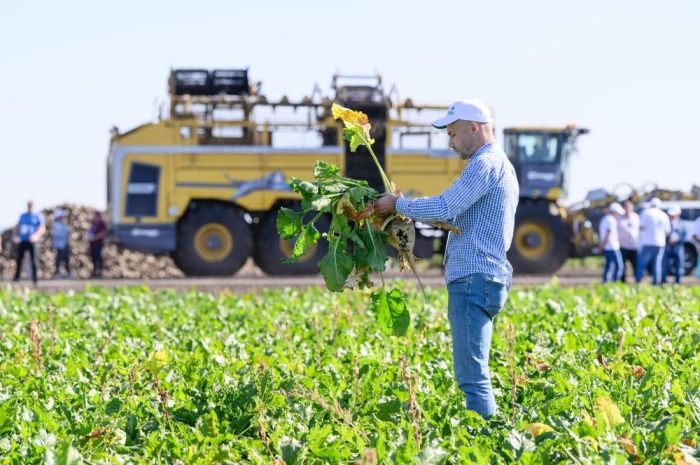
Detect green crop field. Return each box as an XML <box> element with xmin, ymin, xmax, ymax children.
<box><xmin>0</xmin><ymin>283</ymin><xmax>698</xmax><ymax>464</ymax></box>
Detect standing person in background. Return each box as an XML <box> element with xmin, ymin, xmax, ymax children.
<box><xmin>87</xmin><ymin>211</ymin><xmax>107</xmax><ymax>278</ymax></box>
<box><xmin>694</xmin><ymin>216</ymin><xmax>700</xmax><ymax>278</ymax></box>
<box><xmin>52</xmin><ymin>209</ymin><xmax>72</xmax><ymax>279</ymax></box>
<box><xmin>598</xmin><ymin>203</ymin><xmax>624</xmax><ymax>283</ymax></box>
<box><xmin>12</xmin><ymin>201</ymin><xmax>45</xmax><ymax>285</ymax></box>
<box><xmin>662</xmin><ymin>204</ymin><xmax>686</xmax><ymax>284</ymax></box>
<box><xmin>636</xmin><ymin>198</ymin><xmax>671</xmax><ymax>285</ymax></box>
<box><xmin>617</xmin><ymin>199</ymin><xmax>640</xmax><ymax>282</ymax></box>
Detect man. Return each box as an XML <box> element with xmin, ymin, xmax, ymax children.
<box><xmin>617</xmin><ymin>199</ymin><xmax>640</xmax><ymax>282</ymax></box>
<box><xmin>87</xmin><ymin>210</ymin><xmax>107</xmax><ymax>277</ymax></box>
<box><xmin>52</xmin><ymin>209</ymin><xmax>72</xmax><ymax>279</ymax></box>
<box><xmin>13</xmin><ymin>201</ymin><xmax>45</xmax><ymax>284</ymax></box>
<box><xmin>375</xmin><ymin>99</ymin><xmax>519</xmax><ymax>418</ymax></box>
<box><xmin>636</xmin><ymin>198</ymin><xmax>670</xmax><ymax>285</ymax></box>
<box><xmin>662</xmin><ymin>205</ymin><xmax>686</xmax><ymax>284</ymax></box>
<box><xmin>598</xmin><ymin>203</ymin><xmax>624</xmax><ymax>283</ymax></box>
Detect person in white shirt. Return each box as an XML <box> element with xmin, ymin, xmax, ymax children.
<box><xmin>52</xmin><ymin>209</ymin><xmax>72</xmax><ymax>279</ymax></box>
<box><xmin>693</xmin><ymin>217</ymin><xmax>700</xmax><ymax>278</ymax></box>
<box><xmin>662</xmin><ymin>204</ymin><xmax>686</xmax><ymax>284</ymax></box>
<box><xmin>635</xmin><ymin>197</ymin><xmax>671</xmax><ymax>285</ymax></box>
<box><xmin>617</xmin><ymin>199</ymin><xmax>640</xmax><ymax>282</ymax></box>
<box><xmin>599</xmin><ymin>202</ymin><xmax>624</xmax><ymax>283</ymax></box>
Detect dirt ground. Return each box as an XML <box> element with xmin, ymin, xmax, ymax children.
<box><xmin>6</xmin><ymin>266</ymin><xmax>698</xmax><ymax>294</ymax></box>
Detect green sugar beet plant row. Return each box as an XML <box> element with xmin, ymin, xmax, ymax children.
<box><xmin>0</xmin><ymin>284</ymin><xmax>697</xmax><ymax>463</ymax></box>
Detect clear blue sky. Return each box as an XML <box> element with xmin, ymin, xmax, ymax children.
<box><xmin>1</xmin><ymin>0</ymin><xmax>698</xmax><ymax>229</ymax></box>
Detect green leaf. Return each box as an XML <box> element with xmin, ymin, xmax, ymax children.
<box><xmin>309</xmin><ymin>196</ymin><xmax>332</xmax><ymax>212</ymax></box>
<box><xmin>313</xmin><ymin>160</ymin><xmax>340</xmax><ymax>180</ymax></box>
<box><xmin>370</xmin><ymin>288</ymin><xmax>410</xmax><ymax>336</ymax></box>
<box><xmin>344</xmin><ymin>127</ymin><xmax>366</xmax><ymax>152</ymax></box>
<box><xmin>55</xmin><ymin>440</ymin><xmax>84</xmax><ymax>465</ymax></box>
<box><xmin>318</xmin><ymin>235</ymin><xmax>354</xmax><ymax>291</ymax></box>
<box><xmin>290</xmin><ymin>179</ymin><xmax>319</xmax><ymax>195</ymax></box>
<box><xmin>415</xmin><ymin>447</ymin><xmax>448</xmax><ymax>465</ymax></box>
<box><xmin>321</xmin><ymin>182</ymin><xmax>349</xmax><ymax>194</ymax></box>
<box><xmin>276</xmin><ymin>207</ymin><xmax>304</xmax><ymax>240</ymax></box>
<box><xmin>347</xmin><ymin>185</ymin><xmax>372</xmax><ymax>207</ymax></box>
<box><xmin>284</xmin><ymin>223</ymin><xmax>320</xmax><ymax>263</ymax></box>
<box><xmin>331</xmin><ymin>213</ymin><xmax>351</xmax><ymax>235</ymax></box>
<box><xmin>355</xmin><ymin>223</ymin><xmax>388</xmax><ymax>272</ymax></box>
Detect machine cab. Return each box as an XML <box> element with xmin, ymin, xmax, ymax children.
<box><xmin>504</xmin><ymin>126</ymin><xmax>588</xmax><ymax>201</ymax></box>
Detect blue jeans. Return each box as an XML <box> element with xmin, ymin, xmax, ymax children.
<box><xmin>662</xmin><ymin>246</ymin><xmax>684</xmax><ymax>284</ymax></box>
<box><xmin>447</xmin><ymin>273</ymin><xmax>509</xmax><ymax>418</ymax></box>
<box><xmin>602</xmin><ymin>250</ymin><xmax>623</xmax><ymax>283</ymax></box>
<box><xmin>636</xmin><ymin>245</ymin><xmax>665</xmax><ymax>285</ymax></box>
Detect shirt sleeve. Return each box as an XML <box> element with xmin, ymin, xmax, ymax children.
<box><xmin>663</xmin><ymin>215</ymin><xmax>671</xmax><ymax>234</ymax></box>
<box><xmin>599</xmin><ymin>217</ymin><xmax>609</xmax><ymax>238</ymax></box>
<box><xmin>395</xmin><ymin>156</ymin><xmax>499</xmax><ymax>222</ymax></box>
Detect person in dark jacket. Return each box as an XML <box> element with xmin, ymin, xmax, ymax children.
<box><xmin>87</xmin><ymin>211</ymin><xmax>107</xmax><ymax>277</ymax></box>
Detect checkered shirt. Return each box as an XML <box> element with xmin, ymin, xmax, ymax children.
<box><xmin>395</xmin><ymin>143</ymin><xmax>520</xmax><ymax>286</ymax></box>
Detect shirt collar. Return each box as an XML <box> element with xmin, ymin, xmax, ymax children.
<box><xmin>471</xmin><ymin>142</ymin><xmax>494</xmax><ymax>159</ymax></box>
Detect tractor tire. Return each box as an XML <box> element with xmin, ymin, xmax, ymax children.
<box><xmin>508</xmin><ymin>202</ymin><xmax>570</xmax><ymax>274</ymax></box>
<box><xmin>668</xmin><ymin>243</ymin><xmax>698</xmax><ymax>277</ymax></box>
<box><xmin>172</xmin><ymin>203</ymin><xmax>253</xmax><ymax>276</ymax></box>
<box><xmin>253</xmin><ymin>205</ymin><xmax>330</xmax><ymax>275</ymax></box>
<box><xmin>683</xmin><ymin>243</ymin><xmax>699</xmax><ymax>277</ymax></box>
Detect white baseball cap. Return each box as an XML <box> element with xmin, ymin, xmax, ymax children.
<box><xmin>609</xmin><ymin>202</ymin><xmax>624</xmax><ymax>215</ymax></box>
<box><xmin>54</xmin><ymin>209</ymin><xmax>66</xmax><ymax>219</ymax></box>
<box><xmin>432</xmin><ymin>99</ymin><xmax>494</xmax><ymax>129</ymax></box>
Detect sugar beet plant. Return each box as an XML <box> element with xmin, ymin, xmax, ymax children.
<box><xmin>277</xmin><ymin>103</ymin><xmax>425</xmax><ymax>336</ymax></box>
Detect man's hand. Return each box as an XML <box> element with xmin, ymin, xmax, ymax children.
<box><xmin>374</xmin><ymin>192</ymin><xmax>399</xmax><ymax>217</ymax></box>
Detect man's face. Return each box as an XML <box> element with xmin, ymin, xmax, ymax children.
<box><xmin>447</xmin><ymin>120</ymin><xmax>479</xmax><ymax>160</ymax></box>
<box><xmin>27</xmin><ymin>202</ymin><xmax>33</xmax><ymax>213</ymax></box>
<box><xmin>624</xmin><ymin>201</ymin><xmax>634</xmax><ymax>214</ymax></box>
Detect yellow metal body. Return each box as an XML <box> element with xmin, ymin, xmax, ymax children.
<box><xmin>108</xmin><ymin>119</ymin><xmax>461</xmax><ymax>228</ymax></box>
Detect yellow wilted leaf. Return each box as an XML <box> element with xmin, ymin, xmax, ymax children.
<box><xmin>145</xmin><ymin>350</ymin><xmax>169</xmax><ymax>374</ymax></box>
<box><xmin>595</xmin><ymin>396</ymin><xmax>624</xmax><ymax>429</ymax></box>
<box><xmin>618</xmin><ymin>437</ymin><xmax>639</xmax><ymax>460</ymax></box>
<box><xmin>666</xmin><ymin>445</ymin><xmax>700</xmax><ymax>465</ymax></box>
<box><xmin>331</xmin><ymin>103</ymin><xmax>374</xmax><ymax>149</ymax></box>
<box><xmin>331</xmin><ymin>103</ymin><xmax>369</xmax><ymax>125</ymax></box>
<box><xmin>524</xmin><ymin>422</ymin><xmax>554</xmax><ymax>438</ymax></box>
<box><xmin>630</xmin><ymin>365</ymin><xmax>646</xmax><ymax>378</ymax></box>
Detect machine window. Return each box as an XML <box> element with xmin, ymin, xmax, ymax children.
<box><xmin>125</xmin><ymin>162</ymin><xmax>160</xmax><ymax>217</ymax></box>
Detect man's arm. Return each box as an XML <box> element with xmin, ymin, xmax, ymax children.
<box><xmin>30</xmin><ymin>218</ymin><xmax>46</xmax><ymax>242</ymax></box>
<box><xmin>381</xmin><ymin>156</ymin><xmax>499</xmax><ymax>222</ymax></box>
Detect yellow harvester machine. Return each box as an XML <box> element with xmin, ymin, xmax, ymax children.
<box><xmin>108</xmin><ymin>68</ymin><xmax>649</xmax><ymax>276</ymax></box>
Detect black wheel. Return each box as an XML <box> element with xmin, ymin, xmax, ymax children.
<box><xmin>508</xmin><ymin>202</ymin><xmax>570</xmax><ymax>274</ymax></box>
<box><xmin>253</xmin><ymin>205</ymin><xmax>330</xmax><ymax>275</ymax></box>
<box><xmin>669</xmin><ymin>243</ymin><xmax>698</xmax><ymax>277</ymax></box>
<box><xmin>684</xmin><ymin>243</ymin><xmax>698</xmax><ymax>276</ymax></box>
<box><xmin>172</xmin><ymin>203</ymin><xmax>253</xmax><ymax>276</ymax></box>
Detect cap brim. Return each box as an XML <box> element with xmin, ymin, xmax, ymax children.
<box><xmin>432</xmin><ymin>115</ymin><xmax>459</xmax><ymax>129</ymax></box>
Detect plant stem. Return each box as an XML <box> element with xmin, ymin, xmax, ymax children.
<box><xmin>361</xmin><ymin>136</ymin><xmax>393</xmax><ymax>193</ymax></box>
